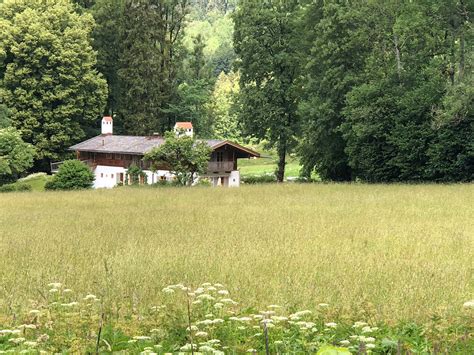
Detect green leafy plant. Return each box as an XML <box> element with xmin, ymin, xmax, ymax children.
<box><xmin>45</xmin><ymin>160</ymin><xmax>94</xmax><ymax>191</ymax></box>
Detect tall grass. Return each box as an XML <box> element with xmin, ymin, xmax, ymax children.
<box><xmin>0</xmin><ymin>184</ymin><xmax>472</xmax><ymax>326</ymax></box>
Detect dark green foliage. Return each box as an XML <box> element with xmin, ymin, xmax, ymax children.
<box><xmin>241</xmin><ymin>174</ymin><xmax>276</xmax><ymax>184</ymax></box>
<box><xmin>298</xmin><ymin>0</ymin><xmax>370</xmax><ymax>181</ymax></box>
<box><xmin>0</xmin><ymin>183</ymin><xmax>16</xmax><ymax>192</ymax></box>
<box><xmin>118</xmin><ymin>0</ymin><xmax>188</xmax><ymax>135</ymax></box>
<box><xmin>234</xmin><ymin>0</ymin><xmax>304</xmax><ymax>182</ymax></box>
<box><xmin>15</xmin><ymin>183</ymin><xmax>32</xmax><ymax>192</ymax></box>
<box><xmin>45</xmin><ymin>160</ymin><xmax>94</xmax><ymax>190</ymax></box>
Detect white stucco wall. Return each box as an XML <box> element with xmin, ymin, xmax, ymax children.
<box><xmin>229</xmin><ymin>170</ymin><xmax>240</xmax><ymax>187</ymax></box>
<box><xmin>93</xmin><ymin>165</ymin><xmax>126</xmax><ymax>189</ymax></box>
<box><xmin>93</xmin><ymin>166</ymin><xmax>239</xmax><ymax>189</ymax></box>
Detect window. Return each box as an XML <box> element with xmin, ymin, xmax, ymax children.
<box><xmin>100</xmin><ymin>173</ymin><xmax>104</xmax><ymax>178</ymax></box>
<box><xmin>114</xmin><ymin>153</ymin><xmax>121</xmax><ymax>160</ymax></box>
<box><xmin>106</xmin><ymin>153</ymin><xmax>112</xmax><ymax>159</ymax></box>
<box><xmin>111</xmin><ymin>174</ymin><xmax>114</xmax><ymax>179</ymax></box>
<box><xmin>160</xmin><ymin>176</ymin><xmax>167</xmax><ymax>181</ymax></box>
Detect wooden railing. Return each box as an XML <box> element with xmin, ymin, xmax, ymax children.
<box><xmin>207</xmin><ymin>161</ymin><xmax>235</xmax><ymax>172</ymax></box>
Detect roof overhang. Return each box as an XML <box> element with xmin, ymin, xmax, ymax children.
<box><xmin>210</xmin><ymin>140</ymin><xmax>260</xmax><ymax>158</ymax></box>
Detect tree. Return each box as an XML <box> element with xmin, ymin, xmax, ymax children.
<box><xmin>298</xmin><ymin>0</ymin><xmax>370</xmax><ymax>181</ymax></box>
<box><xmin>0</xmin><ymin>0</ymin><xmax>107</xmax><ymax>170</ymax></box>
<box><xmin>118</xmin><ymin>0</ymin><xmax>189</xmax><ymax>135</ymax></box>
<box><xmin>208</xmin><ymin>71</ymin><xmax>241</xmax><ymax>140</ymax></box>
<box><xmin>91</xmin><ymin>0</ymin><xmax>125</xmax><ymax>119</ymax></box>
<box><xmin>0</xmin><ymin>127</ymin><xmax>36</xmax><ymax>185</ymax></box>
<box><xmin>144</xmin><ymin>131</ymin><xmax>212</xmax><ymax>185</ymax></box>
<box><xmin>233</xmin><ymin>0</ymin><xmax>303</xmax><ymax>182</ymax></box>
<box><xmin>45</xmin><ymin>160</ymin><xmax>94</xmax><ymax>190</ymax></box>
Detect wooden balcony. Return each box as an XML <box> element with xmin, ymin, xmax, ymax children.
<box><xmin>207</xmin><ymin>161</ymin><xmax>235</xmax><ymax>173</ymax></box>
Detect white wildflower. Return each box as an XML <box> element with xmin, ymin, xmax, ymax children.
<box><xmin>162</xmin><ymin>288</ymin><xmax>174</xmax><ymax>294</ymax></box>
<box><xmin>267</xmin><ymin>305</ymin><xmax>281</xmax><ymax>309</ymax></box>
<box><xmin>237</xmin><ymin>326</ymin><xmax>246</xmax><ymax>330</ymax></box>
<box><xmin>197</xmin><ymin>294</ymin><xmax>215</xmax><ymax>301</ymax></box>
<box><xmin>362</xmin><ymin>326</ymin><xmax>373</xmax><ymax>333</ymax></box>
<box><xmin>274</xmin><ymin>340</ymin><xmax>283</xmax><ymax>345</ymax></box>
<box><xmin>9</xmin><ymin>337</ymin><xmax>25</xmax><ymax>344</ymax></box>
<box><xmin>366</xmin><ymin>343</ymin><xmax>376</xmax><ymax>349</ymax></box>
<box><xmin>214</xmin><ymin>303</ymin><xmax>224</xmax><ymax>309</ymax></box>
<box><xmin>353</xmin><ymin>321</ymin><xmax>368</xmax><ymax>328</ymax></box>
<box><xmin>214</xmin><ymin>283</ymin><xmax>224</xmax><ymax>288</ymax></box>
<box><xmin>253</xmin><ymin>314</ymin><xmax>263</xmax><ymax>320</ymax></box>
<box><xmin>212</xmin><ymin>318</ymin><xmax>224</xmax><ymax>324</ymax></box>
<box><xmin>217</xmin><ymin>290</ymin><xmax>229</xmax><ymax>296</ymax></box>
<box><xmin>192</xmin><ymin>300</ymin><xmax>202</xmax><ymax>305</ymax></box>
<box><xmin>195</xmin><ymin>331</ymin><xmax>208</xmax><ymax>338</ymax></box>
<box><xmin>84</xmin><ymin>294</ymin><xmax>97</xmax><ymax>301</ymax></box>
<box><xmin>318</xmin><ymin>303</ymin><xmax>329</xmax><ymax>308</ymax></box>
<box><xmin>238</xmin><ymin>317</ymin><xmax>252</xmax><ymax>322</ymax></box>
<box><xmin>196</xmin><ymin>319</ymin><xmax>213</xmax><ymax>326</ymax></box>
<box><xmin>194</xmin><ymin>287</ymin><xmax>205</xmax><ymax>294</ymax></box>
<box><xmin>247</xmin><ymin>349</ymin><xmax>257</xmax><ymax>353</ymax></box>
<box><xmin>63</xmin><ymin>289</ymin><xmax>73</xmax><ymax>293</ymax></box>
<box><xmin>208</xmin><ymin>339</ymin><xmax>221</xmax><ymax>345</ymax></box>
<box><xmin>48</xmin><ymin>283</ymin><xmax>62</xmax><ymax>289</ymax></box>
<box><xmin>220</xmin><ymin>298</ymin><xmax>237</xmax><ymax>305</ymax></box>
<box><xmin>340</xmin><ymin>340</ymin><xmax>351</xmax><ymax>346</ymax></box>
<box><xmin>133</xmin><ymin>336</ymin><xmax>151</xmax><ymax>341</ymax></box>
<box><xmin>24</xmin><ymin>341</ymin><xmax>38</xmax><ymax>347</ymax></box>
<box><xmin>202</xmin><ymin>282</ymin><xmax>212</xmax><ymax>287</ymax></box>
<box><xmin>205</xmin><ymin>313</ymin><xmax>214</xmax><ymax>319</ymax></box>
<box><xmin>49</xmin><ymin>288</ymin><xmax>59</xmax><ymax>294</ymax></box>
<box><xmin>186</xmin><ymin>325</ymin><xmax>198</xmax><ymax>332</ymax></box>
<box><xmin>463</xmin><ymin>300</ymin><xmax>474</xmax><ymax>309</ymax></box>
<box><xmin>29</xmin><ymin>310</ymin><xmax>40</xmax><ymax>316</ymax></box>
<box><xmin>180</xmin><ymin>343</ymin><xmax>197</xmax><ymax>352</ymax></box>
<box><xmin>271</xmin><ymin>316</ymin><xmax>288</xmax><ymax>322</ymax></box>
<box><xmin>260</xmin><ymin>310</ymin><xmax>275</xmax><ymax>316</ymax></box>
<box><xmin>207</xmin><ymin>286</ymin><xmax>217</xmax><ymax>291</ymax></box>
<box><xmin>365</xmin><ymin>337</ymin><xmax>375</xmax><ymax>343</ymax></box>
<box><xmin>325</xmin><ymin>322</ymin><xmax>337</xmax><ymax>328</ymax></box>
<box><xmin>128</xmin><ymin>340</ymin><xmax>137</xmax><ymax>344</ymax></box>
<box><xmin>199</xmin><ymin>345</ymin><xmax>215</xmax><ymax>352</ymax></box>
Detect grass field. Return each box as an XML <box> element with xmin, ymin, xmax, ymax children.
<box><xmin>0</xmin><ymin>184</ymin><xmax>473</xmax><ymax>352</ymax></box>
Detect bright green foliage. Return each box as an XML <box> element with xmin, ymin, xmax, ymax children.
<box><xmin>0</xmin><ymin>127</ymin><xmax>35</xmax><ymax>185</ymax></box>
<box><xmin>0</xmin><ymin>0</ymin><xmax>107</xmax><ymax>164</ymax></box>
<box><xmin>233</xmin><ymin>0</ymin><xmax>304</xmax><ymax>182</ymax></box>
<box><xmin>45</xmin><ymin>160</ymin><xmax>94</xmax><ymax>190</ymax></box>
<box><xmin>208</xmin><ymin>71</ymin><xmax>241</xmax><ymax>140</ymax></box>
<box><xmin>145</xmin><ymin>131</ymin><xmax>212</xmax><ymax>186</ymax></box>
<box><xmin>316</xmin><ymin>345</ymin><xmax>351</xmax><ymax>355</ymax></box>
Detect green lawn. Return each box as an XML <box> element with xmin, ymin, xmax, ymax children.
<box><xmin>238</xmin><ymin>156</ymin><xmax>301</xmax><ymax>177</ymax></box>
<box><xmin>15</xmin><ymin>173</ymin><xmax>52</xmax><ymax>191</ymax></box>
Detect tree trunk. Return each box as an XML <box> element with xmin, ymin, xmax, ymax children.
<box><xmin>276</xmin><ymin>135</ymin><xmax>287</xmax><ymax>183</ymax></box>
<box><xmin>393</xmin><ymin>34</ymin><xmax>402</xmax><ymax>79</ymax></box>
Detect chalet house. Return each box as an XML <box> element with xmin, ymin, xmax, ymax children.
<box><xmin>66</xmin><ymin>117</ymin><xmax>259</xmax><ymax>188</ymax></box>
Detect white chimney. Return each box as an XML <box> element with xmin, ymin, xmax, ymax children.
<box><xmin>174</xmin><ymin>122</ymin><xmax>193</xmax><ymax>138</ymax></box>
<box><xmin>102</xmin><ymin>116</ymin><xmax>113</xmax><ymax>135</ymax></box>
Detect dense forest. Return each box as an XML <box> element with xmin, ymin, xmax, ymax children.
<box><xmin>0</xmin><ymin>0</ymin><xmax>472</xmax><ymax>182</ymax></box>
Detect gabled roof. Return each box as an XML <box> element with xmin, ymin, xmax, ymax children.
<box><xmin>102</xmin><ymin>116</ymin><xmax>113</xmax><ymax>122</ymax></box>
<box><xmin>175</xmin><ymin>122</ymin><xmax>193</xmax><ymax>129</ymax></box>
<box><xmin>69</xmin><ymin>135</ymin><xmax>260</xmax><ymax>158</ymax></box>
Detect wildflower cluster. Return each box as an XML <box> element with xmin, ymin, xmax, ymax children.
<box><xmin>0</xmin><ymin>282</ymin><xmax>472</xmax><ymax>353</ymax></box>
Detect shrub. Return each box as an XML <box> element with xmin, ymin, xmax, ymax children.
<box><xmin>15</xmin><ymin>183</ymin><xmax>32</xmax><ymax>191</ymax></box>
<box><xmin>45</xmin><ymin>160</ymin><xmax>94</xmax><ymax>191</ymax></box>
<box><xmin>242</xmin><ymin>174</ymin><xmax>277</xmax><ymax>184</ymax></box>
<box><xmin>196</xmin><ymin>178</ymin><xmax>212</xmax><ymax>187</ymax></box>
<box><xmin>126</xmin><ymin>165</ymin><xmax>147</xmax><ymax>185</ymax></box>
<box><xmin>0</xmin><ymin>183</ymin><xmax>16</xmax><ymax>192</ymax></box>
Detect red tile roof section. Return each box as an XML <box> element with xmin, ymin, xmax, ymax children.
<box><xmin>103</xmin><ymin>116</ymin><xmax>113</xmax><ymax>122</ymax></box>
<box><xmin>175</xmin><ymin>122</ymin><xmax>193</xmax><ymax>129</ymax></box>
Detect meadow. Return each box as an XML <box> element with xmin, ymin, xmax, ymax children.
<box><xmin>0</xmin><ymin>184</ymin><xmax>473</xmax><ymax>353</ymax></box>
